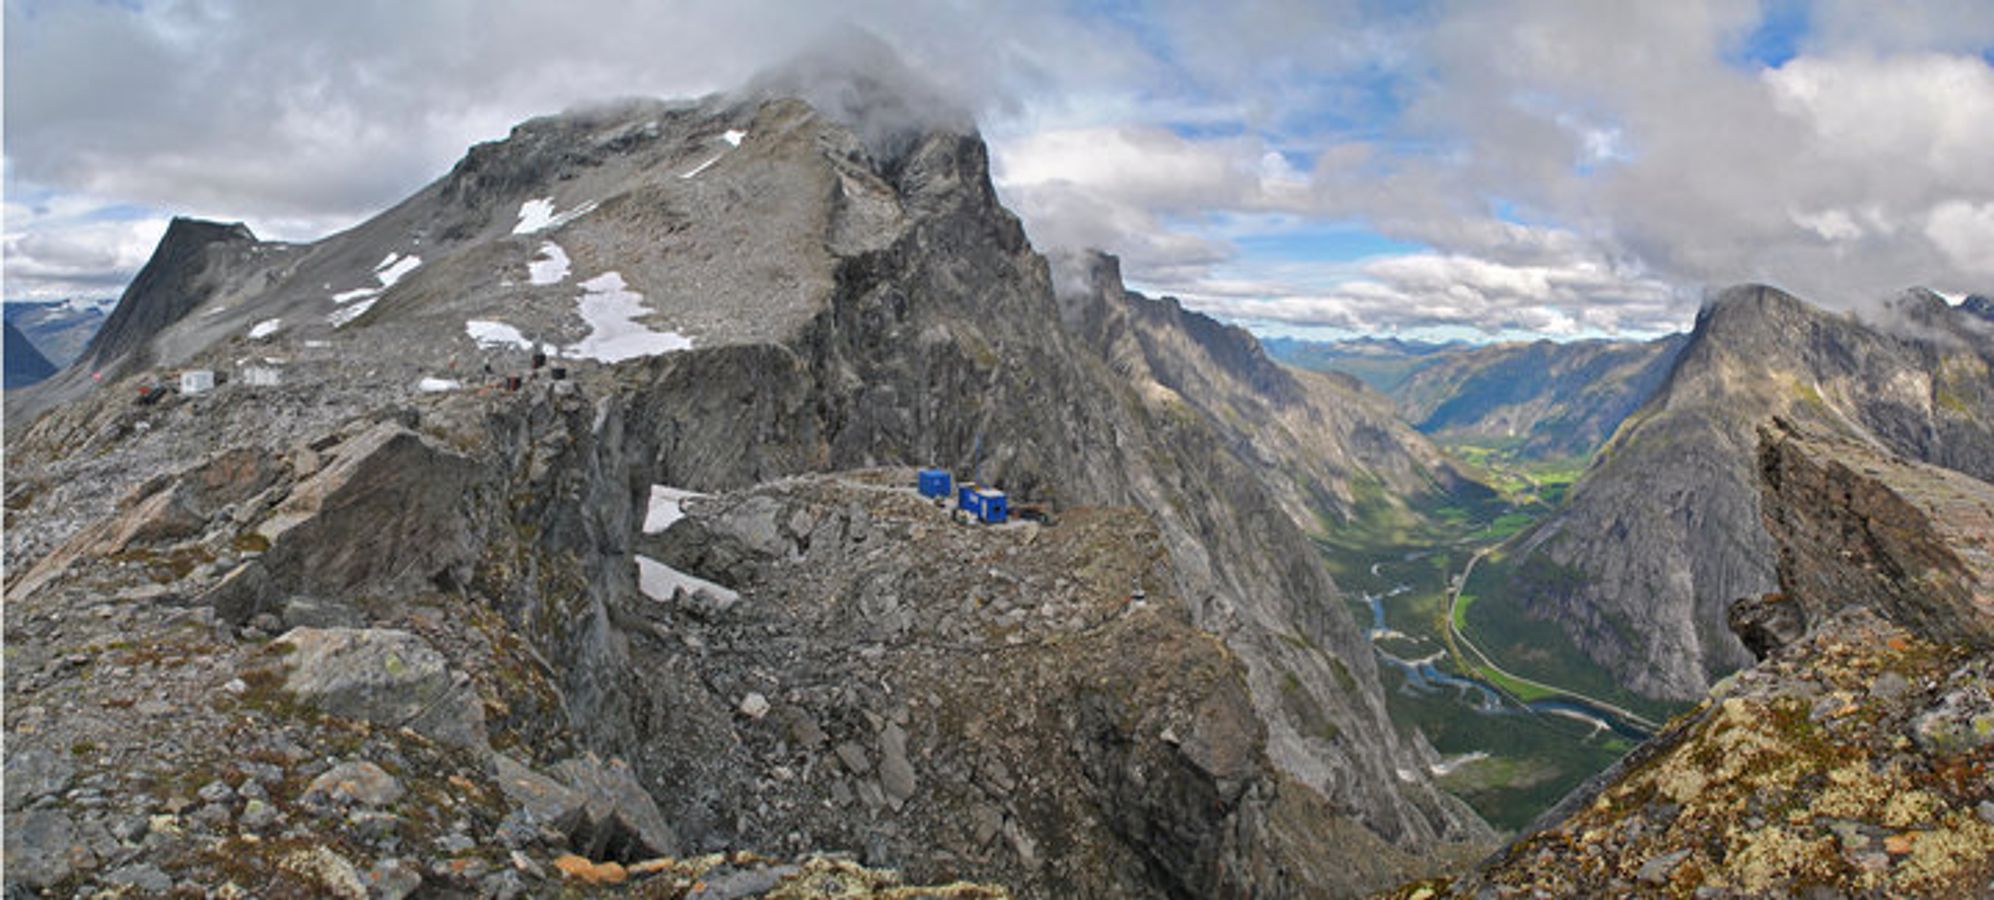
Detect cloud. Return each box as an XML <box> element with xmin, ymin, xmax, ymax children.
<box><xmin>5</xmin><ymin>1</ymin><xmax>1993</xmax><ymax>335</ymax></box>
<box><xmin>1159</xmin><ymin>246</ymin><xmax>1687</xmax><ymax>338</ymax></box>
<box><xmin>1925</xmin><ymin>201</ymin><xmax>1994</xmax><ymax>277</ymax></box>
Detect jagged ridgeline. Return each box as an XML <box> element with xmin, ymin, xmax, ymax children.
<box><xmin>1492</xmin><ymin>285</ymin><xmax>1994</xmax><ymax>702</ymax></box>
<box><xmin>3</xmin><ymin>58</ymin><xmax>1494</xmax><ymax>898</ymax></box>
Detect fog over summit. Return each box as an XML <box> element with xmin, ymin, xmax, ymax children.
<box><xmin>8</xmin><ymin>2</ymin><xmax>1994</xmax><ymax>337</ymax></box>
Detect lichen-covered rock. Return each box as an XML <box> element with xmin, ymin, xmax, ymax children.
<box><xmin>302</xmin><ymin>760</ymin><xmax>406</xmax><ymax>808</ymax></box>
<box><xmin>3</xmin><ymin>808</ymin><xmax>94</xmax><ymax>890</ymax></box>
<box><xmin>275</xmin><ymin>627</ymin><xmax>488</xmax><ymax>749</ymax></box>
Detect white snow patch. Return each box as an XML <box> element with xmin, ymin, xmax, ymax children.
<box><xmin>513</xmin><ymin>199</ymin><xmax>556</xmax><ymax>234</ymax></box>
<box><xmin>416</xmin><ymin>377</ymin><xmax>462</xmax><ymax>393</ymax></box>
<box><xmin>564</xmin><ymin>272</ymin><xmax>692</xmax><ymax>363</ymax></box>
<box><xmin>643</xmin><ymin>485</ymin><xmax>702</xmax><ymax>534</ymax></box>
<box><xmin>304</xmin><ymin>340</ymin><xmax>331</xmax><ymax>348</ymax></box>
<box><xmin>327</xmin><ymin>297</ymin><xmax>378</xmax><ymax>328</ymax></box>
<box><xmin>722</xmin><ymin>129</ymin><xmax>747</xmax><ymax>147</ymax></box>
<box><xmin>636</xmin><ymin>554</ymin><xmax>739</xmax><ymax>606</ymax></box>
<box><xmin>512</xmin><ymin>198</ymin><xmax>598</xmax><ymax>235</ymax></box>
<box><xmin>329</xmin><ymin>254</ymin><xmax>421</xmax><ymax>305</ymax></box>
<box><xmin>527</xmin><ymin>242</ymin><xmax>570</xmax><ymax>285</ymax></box>
<box><xmin>680</xmin><ymin>153</ymin><xmax>727</xmax><ymax>179</ymax></box>
<box><xmin>465</xmin><ymin>319</ymin><xmax>534</xmax><ymax>351</ymax></box>
<box><xmin>248</xmin><ymin>318</ymin><xmax>282</xmax><ymax>339</ymax></box>
<box><xmin>376</xmin><ymin>254</ymin><xmax>421</xmax><ymax>289</ymax></box>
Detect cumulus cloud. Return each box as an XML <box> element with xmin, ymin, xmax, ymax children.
<box><xmin>5</xmin><ymin>0</ymin><xmax>1992</xmax><ymax>334</ymax></box>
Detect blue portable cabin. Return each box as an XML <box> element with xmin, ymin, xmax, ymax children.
<box><xmin>917</xmin><ymin>468</ymin><xmax>953</xmax><ymax>498</ymax></box>
<box><xmin>973</xmin><ymin>489</ymin><xmax>1008</xmax><ymax>524</ymax></box>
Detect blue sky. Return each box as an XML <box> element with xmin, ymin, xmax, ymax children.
<box><xmin>7</xmin><ymin>0</ymin><xmax>1994</xmax><ymax>341</ymax></box>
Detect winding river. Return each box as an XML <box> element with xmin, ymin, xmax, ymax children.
<box><xmin>1358</xmin><ymin>569</ymin><xmax>1654</xmax><ymax>742</ymax></box>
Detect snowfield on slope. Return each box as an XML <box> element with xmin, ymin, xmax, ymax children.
<box><xmin>330</xmin><ymin>252</ymin><xmax>422</xmax><ymax>306</ymax></box>
<box><xmin>528</xmin><ymin>242</ymin><xmax>571</xmax><ymax>286</ymax></box>
<box><xmin>512</xmin><ymin>198</ymin><xmax>598</xmax><ymax>235</ymax></box>
<box><xmin>643</xmin><ymin>485</ymin><xmax>702</xmax><ymax>534</ymax></box>
<box><xmin>465</xmin><ymin>320</ymin><xmax>534</xmax><ymax>351</ymax></box>
<box><xmin>565</xmin><ymin>272</ymin><xmax>691</xmax><ymax>363</ymax></box>
<box><xmin>636</xmin><ymin>554</ymin><xmax>739</xmax><ymax>606</ymax></box>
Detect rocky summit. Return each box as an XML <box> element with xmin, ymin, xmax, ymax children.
<box><xmin>3</xmin><ymin>66</ymin><xmax>1490</xmax><ymax>898</ymax></box>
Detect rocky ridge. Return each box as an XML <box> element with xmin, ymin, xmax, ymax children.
<box><xmin>5</xmin><ymin>73</ymin><xmax>1489</xmax><ymax>897</ymax></box>
<box><xmin>1409</xmin><ymin>424</ymin><xmax>1994</xmax><ymax>897</ymax></box>
<box><xmin>1500</xmin><ymin>285</ymin><xmax>1994</xmax><ymax>700</ymax></box>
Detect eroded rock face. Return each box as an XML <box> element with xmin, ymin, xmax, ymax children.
<box><xmin>209</xmin><ymin>422</ymin><xmax>482</xmax><ymax>624</ymax></box>
<box><xmin>1756</xmin><ymin>424</ymin><xmax>1994</xmax><ymax>650</ymax></box>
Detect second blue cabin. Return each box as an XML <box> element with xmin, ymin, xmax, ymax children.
<box><xmin>958</xmin><ymin>485</ymin><xmax>1009</xmax><ymax>524</ymax></box>
<box><xmin>917</xmin><ymin>468</ymin><xmax>953</xmax><ymax>498</ymax></box>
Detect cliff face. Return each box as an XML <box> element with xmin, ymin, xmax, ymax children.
<box><xmin>4</xmin><ymin>87</ymin><xmax>1488</xmax><ymax>897</ymax></box>
<box><xmin>1051</xmin><ymin>250</ymin><xmax>1483</xmax><ymax>532</ymax></box>
<box><xmin>1434</xmin><ymin>426</ymin><xmax>1994</xmax><ymax>897</ymax></box>
<box><xmin>1503</xmin><ymin>285</ymin><xmax>1994</xmax><ymax>700</ymax></box>
<box><xmin>1752</xmin><ymin>424</ymin><xmax>1994</xmax><ymax>655</ymax></box>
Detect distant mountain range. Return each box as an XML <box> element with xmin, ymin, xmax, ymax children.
<box><xmin>1268</xmin><ymin>333</ymin><xmax>1688</xmax><ymax>462</ymax></box>
<box><xmin>4</xmin><ymin>320</ymin><xmax>57</xmax><ymax>388</ymax></box>
<box><xmin>3</xmin><ymin>298</ymin><xmax>113</xmax><ymax>372</ymax></box>
<box><xmin>1262</xmin><ymin>335</ymin><xmax>1467</xmax><ymax>393</ymax></box>
<box><xmin>1389</xmin><ymin>336</ymin><xmax>1689</xmax><ymax>460</ymax></box>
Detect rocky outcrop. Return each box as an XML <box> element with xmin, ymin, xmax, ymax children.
<box><xmin>3</xmin><ymin>77</ymin><xmax>1489</xmax><ymax>896</ymax></box>
<box><xmin>1755</xmin><ymin>423</ymin><xmax>1994</xmax><ymax>652</ymax></box>
<box><xmin>274</xmin><ymin>627</ymin><xmax>489</xmax><ymax>750</ymax></box>
<box><xmin>206</xmin><ymin>422</ymin><xmax>484</xmax><ymax>625</ymax></box>
<box><xmin>1426</xmin><ymin>426</ymin><xmax>1994</xmax><ymax>897</ymax></box>
<box><xmin>1501</xmin><ymin>285</ymin><xmax>1994</xmax><ymax>700</ymax></box>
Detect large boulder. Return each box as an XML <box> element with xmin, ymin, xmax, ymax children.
<box><xmin>275</xmin><ymin>627</ymin><xmax>487</xmax><ymax>750</ymax></box>
<box><xmin>4</xmin><ymin>809</ymin><xmax>94</xmax><ymax>891</ymax></box>
<box><xmin>210</xmin><ymin>423</ymin><xmax>481</xmax><ymax>624</ymax></box>
<box><xmin>495</xmin><ymin>753</ymin><xmax>680</xmax><ymax>860</ymax></box>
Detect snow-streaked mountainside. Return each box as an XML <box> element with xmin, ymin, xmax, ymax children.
<box><xmin>3</xmin><ymin>62</ymin><xmax>1494</xmax><ymax>896</ymax></box>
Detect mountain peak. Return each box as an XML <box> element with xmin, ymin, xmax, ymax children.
<box><xmin>739</xmin><ymin>25</ymin><xmax>973</xmax><ymax>166</ymax></box>
<box><xmin>1963</xmin><ymin>294</ymin><xmax>1994</xmax><ymax>322</ymax></box>
<box><xmin>79</xmin><ymin>216</ymin><xmax>262</xmax><ymax>377</ymax></box>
